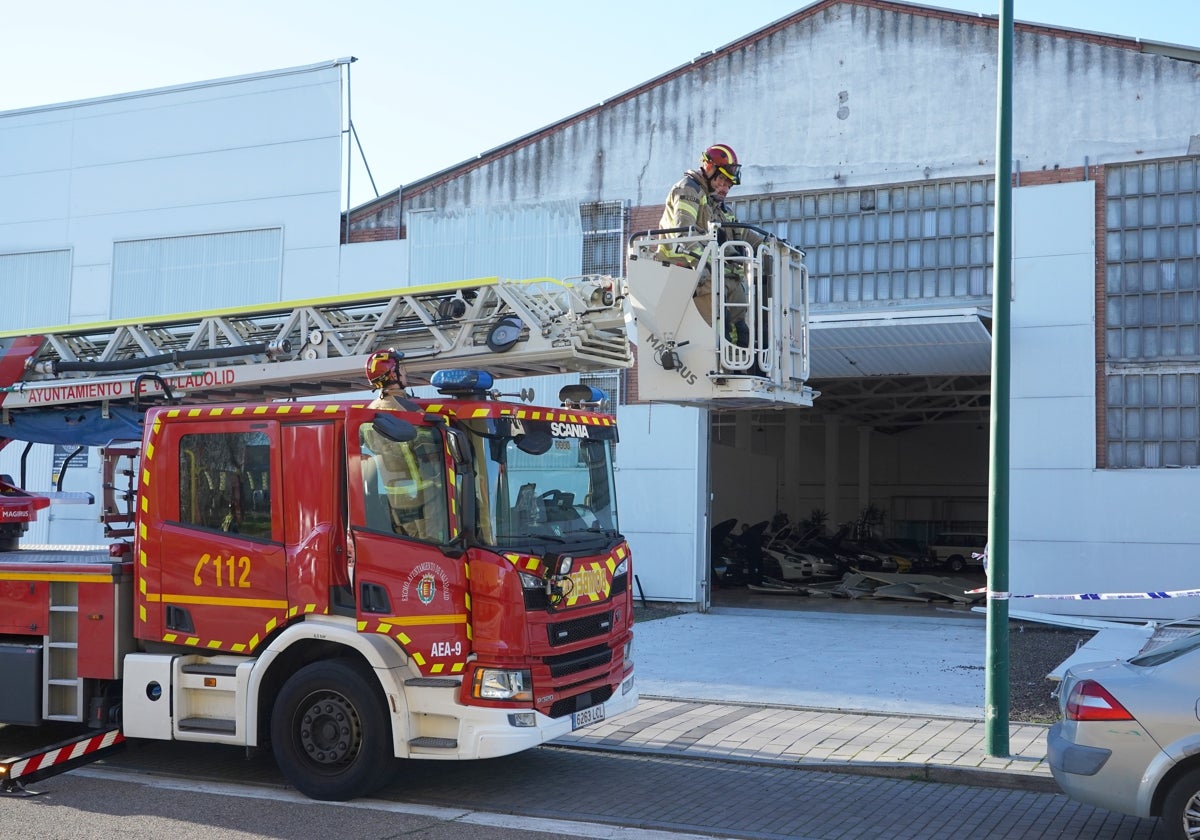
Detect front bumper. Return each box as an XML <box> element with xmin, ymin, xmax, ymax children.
<box><xmin>404</xmin><ymin>672</ymin><xmax>638</xmax><ymax>761</ymax></box>
<box><xmin>474</xmin><ymin>673</ymin><xmax>638</xmax><ymax>759</ymax></box>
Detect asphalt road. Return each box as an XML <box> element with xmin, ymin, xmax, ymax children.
<box><xmin>1</xmin><ymin>734</ymin><xmax>1168</xmax><ymax>839</ymax></box>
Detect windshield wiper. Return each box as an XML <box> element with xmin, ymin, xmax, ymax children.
<box><xmin>495</xmin><ymin>532</ymin><xmax>567</xmax><ymax>544</ymax></box>
<box><xmin>558</xmin><ymin>526</ymin><xmax>617</xmax><ymax>538</ymax></box>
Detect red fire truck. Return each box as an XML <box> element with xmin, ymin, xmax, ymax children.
<box><xmin>0</xmin><ymin>276</ymin><xmax>636</xmax><ymax>800</ymax></box>
<box><xmin>0</xmin><ymin>225</ymin><xmax>815</xmax><ymax>800</ymax></box>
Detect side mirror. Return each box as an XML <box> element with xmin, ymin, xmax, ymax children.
<box><xmin>446</xmin><ymin>428</ymin><xmax>472</xmax><ymax>466</ymax></box>
<box><xmin>371</xmin><ymin>413</ymin><xmax>417</xmax><ymax>443</ymax></box>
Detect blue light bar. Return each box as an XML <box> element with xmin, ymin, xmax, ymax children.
<box><xmin>558</xmin><ymin>384</ymin><xmax>607</xmax><ymax>406</ymax></box>
<box><xmin>431</xmin><ymin>369</ymin><xmax>494</xmax><ymax>396</ymax></box>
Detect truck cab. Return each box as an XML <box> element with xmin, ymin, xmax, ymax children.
<box><xmin>113</xmin><ymin>370</ymin><xmax>636</xmax><ymax>799</ymax></box>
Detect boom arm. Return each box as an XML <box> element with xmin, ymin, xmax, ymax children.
<box><xmin>0</xmin><ymin>276</ymin><xmax>631</xmax><ymax>424</ymax></box>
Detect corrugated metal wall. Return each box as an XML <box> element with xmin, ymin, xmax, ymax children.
<box><xmin>0</xmin><ymin>250</ymin><xmax>71</xmax><ymax>329</ymax></box>
<box><xmin>111</xmin><ymin>228</ymin><xmax>283</xmax><ymax>318</ymax></box>
<box><xmin>406</xmin><ymin>201</ymin><xmax>582</xmax><ymax>284</ymax></box>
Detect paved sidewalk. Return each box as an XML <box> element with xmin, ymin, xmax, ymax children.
<box><xmin>553</xmin><ymin>604</ymin><xmax>1059</xmax><ymax>792</ymax></box>
<box><xmin>555</xmin><ymin>696</ymin><xmax>1054</xmax><ymax>791</ymax></box>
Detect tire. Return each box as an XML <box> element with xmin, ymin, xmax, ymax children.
<box><xmin>270</xmin><ymin>659</ymin><xmax>394</xmax><ymax>801</ymax></box>
<box><xmin>948</xmin><ymin>555</ymin><xmax>965</xmax><ymax>573</ymax></box>
<box><xmin>1162</xmin><ymin>766</ymin><xmax>1200</xmax><ymax>840</ymax></box>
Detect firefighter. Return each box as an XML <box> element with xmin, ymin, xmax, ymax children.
<box><xmin>365</xmin><ymin>348</ymin><xmax>417</xmax><ymax>411</ymax></box>
<box><xmin>657</xmin><ymin>144</ymin><xmax>748</xmax><ymax>337</ymax></box>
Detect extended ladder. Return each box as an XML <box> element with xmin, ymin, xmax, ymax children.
<box><xmin>0</xmin><ymin>275</ymin><xmax>631</xmax><ymax>415</ymax></box>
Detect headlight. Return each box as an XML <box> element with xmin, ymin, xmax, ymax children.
<box><xmin>613</xmin><ymin>557</ymin><xmax>629</xmax><ymax>577</ymax></box>
<box><xmin>472</xmin><ymin>668</ymin><xmax>533</xmax><ymax>701</ymax></box>
<box><xmin>518</xmin><ymin>571</ymin><xmax>543</xmax><ymax>589</ymax></box>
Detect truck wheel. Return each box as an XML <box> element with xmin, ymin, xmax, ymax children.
<box><xmin>270</xmin><ymin>659</ymin><xmax>393</xmax><ymax>801</ymax></box>
<box><xmin>948</xmin><ymin>555</ymin><xmax>965</xmax><ymax>573</ymax></box>
<box><xmin>1162</xmin><ymin>767</ymin><xmax>1200</xmax><ymax>840</ymax></box>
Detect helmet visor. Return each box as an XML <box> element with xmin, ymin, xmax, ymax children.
<box><xmin>716</xmin><ymin>163</ymin><xmax>741</xmax><ymax>185</ymax></box>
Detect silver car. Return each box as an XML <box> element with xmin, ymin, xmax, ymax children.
<box><xmin>1048</xmin><ymin>630</ymin><xmax>1200</xmax><ymax>839</ymax></box>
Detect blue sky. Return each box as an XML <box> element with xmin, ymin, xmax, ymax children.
<box><xmin>4</xmin><ymin>1</ymin><xmax>1196</xmax><ymax>206</ymax></box>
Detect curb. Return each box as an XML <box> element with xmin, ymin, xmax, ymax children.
<box><xmin>550</xmin><ymin>740</ymin><xmax>1060</xmax><ymax>794</ymax></box>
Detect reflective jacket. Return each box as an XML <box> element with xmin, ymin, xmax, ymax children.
<box><xmin>657</xmin><ymin>168</ymin><xmax>714</xmax><ymax>266</ymax></box>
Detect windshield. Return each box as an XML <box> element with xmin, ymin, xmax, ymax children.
<box><xmin>465</xmin><ymin>417</ymin><xmax>619</xmax><ymax>549</ymax></box>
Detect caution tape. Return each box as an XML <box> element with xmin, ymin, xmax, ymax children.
<box><xmin>973</xmin><ymin>588</ymin><xmax>1200</xmax><ymax>602</ymax></box>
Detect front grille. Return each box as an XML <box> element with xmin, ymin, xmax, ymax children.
<box><xmin>543</xmin><ymin>643</ymin><xmax>612</xmax><ymax>679</ymax></box>
<box><xmin>524</xmin><ymin>587</ymin><xmax>549</xmax><ymax>609</ymax></box>
<box><xmin>549</xmin><ymin>685</ymin><xmax>614</xmax><ymax>719</ymax></box>
<box><xmin>546</xmin><ymin>610</ymin><xmax>613</xmax><ymax>647</ymax></box>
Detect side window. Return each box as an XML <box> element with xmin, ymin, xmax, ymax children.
<box><xmin>360</xmin><ymin>424</ymin><xmax>448</xmax><ymax>543</ymax></box>
<box><xmin>178</xmin><ymin>430</ymin><xmax>273</xmax><ymax>540</ymax></box>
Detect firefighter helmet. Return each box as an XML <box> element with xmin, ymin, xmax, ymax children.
<box><xmin>365</xmin><ymin>348</ymin><xmax>405</xmax><ymax>389</ymax></box>
<box><xmin>702</xmin><ymin>144</ymin><xmax>741</xmax><ymax>185</ymax></box>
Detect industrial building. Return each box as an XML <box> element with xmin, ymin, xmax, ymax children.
<box><xmin>2</xmin><ymin>0</ymin><xmax>1199</xmax><ymax>617</ymax></box>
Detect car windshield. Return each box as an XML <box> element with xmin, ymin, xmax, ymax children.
<box><xmin>1129</xmin><ymin>628</ymin><xmax>1200</xmax><ymax>667</ymax></box>
<box><xmin>463</xmin><ymin>416</ymin><xmax>620</xmax><ymax>550</ymax></box>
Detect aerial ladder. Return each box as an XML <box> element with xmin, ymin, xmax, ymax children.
<box><xmin>0</xmin><ymin>274</ymin><xmax>631</xmax><ymax>550</ymax></box>
<box><xmin>0</xmin><ymin>274</ymin><xmax>630</xmax><ymax>432</ymax></box>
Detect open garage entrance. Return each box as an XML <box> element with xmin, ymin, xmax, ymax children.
<box><xmin>706</xmin><ymin>307</ymin><xmax>993</xmax><ymax>607</ymax></box>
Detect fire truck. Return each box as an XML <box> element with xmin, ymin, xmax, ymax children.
<box><xmin>0</xmin><ymin>275</ymin><xmax>637</xmax><ymax>801</ymax></box>
<box><xmin>0</xmin><ymin>224</ymin><xmax>814</xmax><ymax>800</ymax></box>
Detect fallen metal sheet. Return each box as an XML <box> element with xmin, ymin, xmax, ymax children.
<box><xmin>980</xmin><ymin>607</ymin><xmax>1152</xmax><ymax>631</ymax></box>
<box><xmin>830</xmin><ymin>573</ymin><xmax>877</xmax><ymax>599</ymax></box>
<box><xmin>854</xmin><ymin>570</ymin><xmax>951</xmax><ymax>586</ymax></box>
<box><xmin>1047</xmin><ymin>625</ymin><xmax>1155</xmax><ymax>681</ymax></box>
<box><xmin>871</xmin><ymin>583</ymin><xmax>931</xmax><ymax>602</ymax></box>
<box><xmin>848</xmin><ymin>569</ymin><xmax>983</xmax><ymax>603</ymax></box>
<box><xmin>748</xmin><ymin>579</ymin><xmax>807</xmax><ymax>595</ymax></box>
<box><xmin>801</xmin><ymin>579</ymin><xmax>846</xmax><ymax>598</ymax></box>
<box><xmin>912</xmin><ymin>581</ymin><xmax>984</xmax><ymax>604</ymax></box>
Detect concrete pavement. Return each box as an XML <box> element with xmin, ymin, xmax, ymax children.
<box><xmin>555</xmin><ymin>603</ymin><xmax>1057</xmax><ymax>792</ymax></box>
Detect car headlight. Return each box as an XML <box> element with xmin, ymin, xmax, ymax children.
<box><xmin>472</xmin><ymin>668</ymin><xmax>533</xmax><ymax>702</ymax></box>
<box><xmin>613</xmin><ymin>557</ymin><xmax>629</xmax><ymax>577</ymax></box>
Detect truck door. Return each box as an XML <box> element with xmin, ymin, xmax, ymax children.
<box><xmin>346</xmin><ymin>408</ymin><xmax>470</xmax><ymax>677</ymax></box>
<box><xmin>151</xmin><ymin>419</ymin><xmax>288</xmax><ymax>653</ymax></box>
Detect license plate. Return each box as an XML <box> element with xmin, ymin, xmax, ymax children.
<box><xmin>572</xmin><ymin>704</ymin><xmax>605</xmax><ymax>730</ymax></box>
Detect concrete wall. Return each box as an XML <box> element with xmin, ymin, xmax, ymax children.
<box><xmin>404</xmin><ymin>4</ymin><xmax>1199</xmax><ymax>212</ymax></box>
<box><xmin>0</xmin><ymin>61</ymin><xmax>345</xmax><ymax>322</ymax></box>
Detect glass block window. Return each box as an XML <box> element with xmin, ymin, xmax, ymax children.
<box><xmin>731</xmin><ymin>178</ymin><xmax>994</xmax><ymax>305</ymax></box>
<box><xmin>1104</xmin><ymin>157</ymin><xmax>1200</xmax><ymax>468</ymax></box>
<box><xmin>580</xmin><ymin>200</ymin><xmax>628</xmax><ymax>277</ymax></box>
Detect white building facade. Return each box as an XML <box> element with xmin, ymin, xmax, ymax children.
<box><xmin>2</xmin><ymin>2</ymin><xmax>1199</xmax><ymax>618</ymax></box>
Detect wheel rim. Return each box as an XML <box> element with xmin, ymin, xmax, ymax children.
<box><xmin>1184</xmin><ymin>790</ymin><xmax>1200</xmax><ymax>838</ymax></box>
<box><xmin>295</xmin><ymin>689</ymin><xmax>363</xmax><ymax>771</ymax></box>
